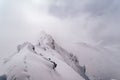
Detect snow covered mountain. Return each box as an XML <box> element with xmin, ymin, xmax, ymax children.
<box><xmin>0</xmin><ymin>32</ymin><xmax>119</xmax><ymax>80</ymax></box>
<box><xmin>63</xmin><ymin>43</ymin><xmax>120</xmax><ymax>80</ymax></box>
<box><xmin>0</xmin><ymin>32</ymin><xmax>89</xmax><ymax>80</ymax></box>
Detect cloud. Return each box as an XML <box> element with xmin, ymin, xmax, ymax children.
<box><xmin>49</xmin><ymin>0</ymin><xmax>120</xmax><ymax>47</ymax></box>
<box><xmin>0</xmin><ymin>0</ymin><xmax>120</xmax><ymax>56</ymax></box>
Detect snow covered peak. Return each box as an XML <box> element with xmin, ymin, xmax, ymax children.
<box><xmin>38</xmin><ymin>32</ymin><xmax>55</xmax><ymax>49</ymax></box>
<box><xmin>0</xmin><ymin>34</ymin><xmax>86</xmax><ymax>80</ymax></box>
<box><xmin>0</xmin><ymin>32</ymin><xmax>120</xmax><ymax>80</ymax></box>
<box><xmin>0</xmin><ymin>32</ymin><xmax>91</xmax><ymax>80</ymax></box>
<box><xmin>17</xmin><ymin>42</ymin><xmax>35</xmax><ymax>53</ymax></box>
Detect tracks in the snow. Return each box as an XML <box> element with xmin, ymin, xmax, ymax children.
<box><xmin>23</xmin><ymin>56</ymin><xmax>31</xmax><ymax>80</ymax></box>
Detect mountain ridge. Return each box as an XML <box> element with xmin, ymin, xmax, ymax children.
<box><xmin>0</xmin><ymin>32</ymin><xmax>89</xmax><ymax>80</ymax></box>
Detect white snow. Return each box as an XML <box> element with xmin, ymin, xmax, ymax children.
<box><xmin>0</xmin><ymin>32</ymin><xmax>120</xmax><ymax>80</ymax></box>
<box><xmin>0</xmin><ymin>38</ymin><xmax>85</xmax><ymax>80</ymax></box>
<box><xmin>64</xmin><ymin>42</ymin><xmax>120</xmax><ymax>80</ymax></box>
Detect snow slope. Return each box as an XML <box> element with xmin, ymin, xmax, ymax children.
<box><xmin>65</xmin><ymin>42</ymin><xmax>120</xmax><ymax>80</ymax></box>
<box><xmin>0</xmin><ymin>33</ymin><xmax>88</xmax><ymax>80</ymax></box>
<box><xmin>1</xmin><ymin>32</ymin><xmax>119</xmax><ymax>80</ymax></box>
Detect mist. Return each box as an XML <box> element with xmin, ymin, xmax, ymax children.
<box><xmin>0</xmin><ymin>0</ymin><xmax>120</xmax><ymax>56</ymax></box>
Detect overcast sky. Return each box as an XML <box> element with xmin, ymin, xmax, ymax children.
<box><xmin>0</xmin><ymin>0</ymin><xmax>120</xmax><ymax>56</ymax></box>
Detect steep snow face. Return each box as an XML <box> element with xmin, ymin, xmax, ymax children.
<box><xmin>65</xmin><ymin>43</ymin><xmax>120</xmax><ymax>80</ymax></box>
<box><xmin>0</xmin><ymin>41</ymin><xmax>85</xmax><ymax>80</ymax></box>
<box><xmin>36</xmin><ymin>32</ymin><xmax>90</xmax><ymax>80</ymax></box>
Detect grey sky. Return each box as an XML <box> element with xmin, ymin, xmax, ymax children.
<box><xmin>0</xmin><ymin>0</ymin><xmax>120</xmax><ymax>56</ymax></box>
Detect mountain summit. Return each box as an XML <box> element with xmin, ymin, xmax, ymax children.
<box><xmin>0</xmin><ymin>32</ymin><xmax>90</xmax><ymax>80</ymax></box>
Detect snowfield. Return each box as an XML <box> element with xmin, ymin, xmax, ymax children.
<box><xmin>62</xmin><ymin>43</ymin><xmax>120</xmax><ymax>80</ymax></box>
<box><xmin>0</xmin><ymin>32</ymin><xmax>119</xmax><ymax>80</ymax></box>
<box><xmin>0</xmin><ymin>33</ymin><xmax>87</xmax><ymax>80</ymax></box>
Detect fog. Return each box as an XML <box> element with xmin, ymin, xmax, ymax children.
<box><xmin>0</xmin><ymin>0</ymin><xmax>120</xmax><ymax>56</ymax></box>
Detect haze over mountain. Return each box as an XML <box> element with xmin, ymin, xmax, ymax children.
<box><xmin>0</xmin><ymin>0</ymin><xmax>120</xmax><ymax>80</ymax></box>
<box><xmin>0</xmin><ymin>0</ymin><xmax>120</xmax><ymax>56</ymax></box>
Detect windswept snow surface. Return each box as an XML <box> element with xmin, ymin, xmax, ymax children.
<box><xmin>63</xmin><ymin>42</ymin><xmax>120</xmax><ymax>80</ymax></box>
<box><xmin>0</xmin><ymin>32</ymin><xmax>119</xmax><ymax>80</ymax></box>
<box><xmin>0</xmin><ymin>33</ymin><xmax>86</xmax><ymax>80</ymax></box>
